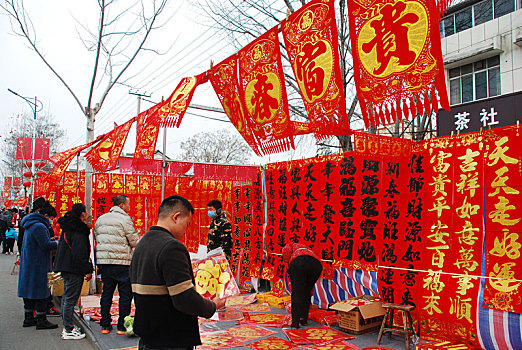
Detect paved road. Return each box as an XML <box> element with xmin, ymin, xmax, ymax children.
<box><xmin>0</xmin><ymin>251</ymin><xmax>94</xmax><ymax>350</ymax></box>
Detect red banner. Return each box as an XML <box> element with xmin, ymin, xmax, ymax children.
<box><xmin>346</xmin><ymin>0</ymin><xmax>449</xmax><ymax>128</ymax></box>
<box><xmin>282</xmin><ymin>0</ymin><xmax>349</xmax><ymax>139</ymax></box>
<box><xmin>16</xmin><ymin>137</ymin><xmax>50</xmax><ymax>160</ymax></box>
<box><xmin>85</xmin><ymin>118</ymin><xmax>134</xmax><ymax>172</ymax></box>
<box><xmin>132</xmin><ymin>105</ymin><xmax>161</xmax><ymax>171</ymax></box>
<box><xmin>210</xmin><ymin>54</ymin><xmax>261</xmax><ymax>156</ymax></box>
<box><xmin>238</xmin><ymin>26</ymin><xmax>294</xmax><ymax>155</ymax></box>
<box><xmin>153</xmin><ymin>74</ymin><xmax>204</xmax><ymax>128</ymax></box>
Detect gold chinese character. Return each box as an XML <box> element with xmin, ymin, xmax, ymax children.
<box><xmin>487</xmin><ymin>136</ymin><xmax>518</xmax><ymax>166</ymax></box>
<box><xmin>454</xmin><ymin>246</ymin><xmax>478</xmax><ymax>272</ymax></box>
<box><xmin>455</xmin><ymin>221</ymin><xmax>479</xmax><ymax>246</ymax></box>
<box><xmin>488</xmin><ymin>196</ymin><xmax>521</xmax><ymax>226</ymax></box>
<box><xmin>430</xmin><ymin>174</ymin><xmax>451</xmax><ymax>197</ymax></box>
<box><xmin>488</xmin><ymin>262</ymin><xmax>521</xmax><ymax>293</ymax></box>
<box><xmin>423</xmin><ymin>292</ymin><xmax>443</xmax><ymax>315</ymax></box>
<box><xmin>428</xmin><ymin>197</ymin><xmax>451</xmax><ymax>218</ymax></box>
<box><xmin>458</xmin><ymin>148</ymin><xmax>480</xmax><ymax>172</ymax></box>
<box><xmin>488</xmin><ymin>166</ymin><xmax>520</xmax><ymax>197</ymax></box>
<box><xmin>489</xmin><ymin>229</ymin><xmax>521</xmax><ymax>259</ymax></box>
<box><xmin>423</xmin><ymin>271</ymin><xmax>445</xmax><ymax>293</ymax></box>
<box><xmin>427</xmin><ymin>245</ymin><xmax>449</xmax><ymax>268</ymax></box>
<box><xmin>428</xmin><ymin>220</ymin><xmax>449</xmax><ymax>244</ymax></box>
<box><xmin>450</xmin><ymin>296</ymin><xmax>473</xmax><ymax>323</ymax></box>
<box><xmin>455</xmin><ymin>196</ymin><xmax>480</xmax><ymax>219</ymax></box>
<box><xmin>456</xmin><ymin>172</ymin><xmax>480</xmax><ymax>198</ymax></box>
<box><xmin>430</xmin><ymin>150</ymin><xmax>452</xmax><ymax>173</ymax></box>
<box><xmin>452</xmin><ymin>274</ymin><xmax>477</xmax><ymax>296</ymax></box>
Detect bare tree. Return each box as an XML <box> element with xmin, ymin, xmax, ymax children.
<box><xmin>0</xmin><ymin>112</ymin><xmax>66</xmax><ymax>198</ymax></box>
<box><xmin>179</xmin><ymin>129</ymin><xmax>253</xmax><ymax>164</ymax></box>
<box><xmin>1</xmin><ymin>0</ymin><xmax>172</xmax><ymax>219</ymax></box>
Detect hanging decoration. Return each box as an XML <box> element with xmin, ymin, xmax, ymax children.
<box><xmin>346</xmin><ymin>0</ymin><xmax>449</xmax><ymax>128</ymax></box>
<box><xmin>238</xmin><ymin>26</ymin><xmax>295</xmax><ymax>155</ymax></box>
<box><xmin>85</xmin><ymin>118</ymin><xmax>135</xmax><ymax>172</ymax></box>
<box><xmin>151</xmin><ymin>73</ymin><xmax>205</xmax><ymax>128</ymax></box>
<box><xmin>132</xmin><ymin>104</ymin><xmax>161</xmax><ymax>171</ymax></box>
<box><xmin>210</xmin><ymin>54</ymin><xmax>261</xmax><ymax>156</ymax></box>
<box><xmin>281</xmin><ymin>0</ymin><xmax>349</xmax><ymax>139</ymax></box>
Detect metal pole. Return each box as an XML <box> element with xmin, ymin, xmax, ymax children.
<box><xmin>76</xmin><ymin>152</ymin><xmax>80</xmax><ymax>202</ymax></box>
<box><xmin>161</xmin><ymin>127</ymin><xmax>167</xmax><ymax>201</ymax></box>
<box><xmin>30</xmin><ymin>97</ymin><xmax>37</xmax><ymax>205</ymax></box>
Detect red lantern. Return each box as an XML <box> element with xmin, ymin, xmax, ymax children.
<box><xmin>23</xmin><ymin>171</ymin><xmax>32</xmax><ymax>178</ymax></box>
<box><xmin>23</xmin><ymin>181</ymin><xmax>31</xmax><ymax>188</ymax></box>
<box><xmin>35</xmin><ymin>161</ymin><xmax>46</xmax><ymax>168</ymax></box>
<box><xmin>24</xmin><ymin>161</ymin><xmax>32</xmax><ymax>168</ymax></box>
<box><xmin>36</xmin><ymin>170</ymin><xmax>46</xmax><ymax>177</ymax></box>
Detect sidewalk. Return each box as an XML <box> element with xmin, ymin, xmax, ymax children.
<box><xmin>0</xmin><ymin>251</ymin><xmax>93</xmax><ymax>350</ymax></box>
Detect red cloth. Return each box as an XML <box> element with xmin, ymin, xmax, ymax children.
<box><xmin>282</xmin><ymin>242</ymin><xmax>320</xmax><ymax>264</ymax></box>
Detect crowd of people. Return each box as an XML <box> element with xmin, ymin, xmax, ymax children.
<box><xmin>2</xmin><ymin>193</ymin><xmax>320</xmax><ymax>349</ymax></box>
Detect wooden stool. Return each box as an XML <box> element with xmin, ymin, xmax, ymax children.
<box><xmin>377</xmin><ymin>303</ymin><xmax>416</xmax><ymax>350</ymax></box>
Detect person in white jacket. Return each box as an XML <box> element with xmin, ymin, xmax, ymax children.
<box><xmin>94</xmin><ymin>195</ymin><xmax>139</xmax><ymax>335</ymax></box>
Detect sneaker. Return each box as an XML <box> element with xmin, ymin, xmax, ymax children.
<box><xmin>62</xmin><ymin>328</ymin><xmax>86</xmax><ymax>340</ymax></box>
<box><xmin>47</xmin><ymin>307</ymin><xmax>61</xmax><ymax>317</ymax></box>
<box><xmin>100</xmin><ymin>325</ymin><xmax>112</xmax><ymax>334</ymax></box>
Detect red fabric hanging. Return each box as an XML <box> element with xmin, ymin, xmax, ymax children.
<box><xmin>346</xmin><ymin>0</ymin><xmax>449</xmax><ymax>128</ymax></box>
<box><xmin>281</xmin><ymin>0</ymin><xmax>350</xmax><ymax>139</ymax></box>
<box><xmin>193</xmin><ymin>163</ymin><xmax>260</xmax><ymax>182</ymax></box>
<box><xmin>85</xmin><ymin>118</ymin><xmax>135</xmax><ymax>172</ymax></box>
<box><xmin>238</xmin><ymin>26</ymin><xmax>295</xmax><ymax>155</ymax></box>
<box><xmin>132</xmin><ymin>105</ymin><xmax>161</xmax><ymax>171</ymax></box>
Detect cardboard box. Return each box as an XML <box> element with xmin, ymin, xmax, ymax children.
<box><xmin>50</xmin><ymin>276</ymin><xmax>90</xmax><ymax>297</ymax></box>
<box><xmin>330</xmin><ymin>296</ymin><xmax>385</xmax><ymax>334</ymax></box>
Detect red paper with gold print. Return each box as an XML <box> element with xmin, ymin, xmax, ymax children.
<box><xmin>238</xmin><ymin>26</ymin><xmax>295</xmax><ymax>155</ymax></box>
<box><xmin>300</xmin><ymin>340</ymin><xmax>362</xmax><ymax>350</ymax></box>
<box><xmin>483</xmin><ymin>126</ymin><xmax>522</xmax><ymax>313</ymax></box>
<box><xmin>283</xmin><ymin>326</ymin><xmax>349</xmax><ymax>345</ymax></box>
<box><xmin>226</xmin><ymin>325</ymin><xmax>276</xmax><ymax>343</ymax></box>
<box><xmin>237</xmin><ymin>303</ymin><xmax>271</xmax><ymax>313</ymax></box>
<box><xmin>153</xmin><ymin>74</ymin><xmax>203</xmax><ymax>128</ymax></box>
<box><xmin>85</xmin><ymin>118</ymin><xmax>134</xmax><ymax>172</ymax></box>
<box><xmin>132</xmin><ymin>105</ymin><xmax>161</xmax><ymax>170</ymax></box>
<box><xmin>210</xmin><ymin>54</ymin><xmax>261</xmax><ymax>156</ymax></box>
<box><xmin>281</xmin><ymin>0</ymin><xmax>349</xmax><ymax>138</ymax></box>
<box><xmin>247</xmin><ymin>336</ymin><xmax>297</xmax><ymax>350</ymax></box>
<box><xmin>346</xmin><ymin>0</ymin><xmax>449</xmax><ymax>128</ymax></box>
<box><xmin>239</xmin><ymin>313</ymin><xmax>288</xmax><ymax>328</ymax></box>
<box><xmin>225</xmin><ymin>293</ymin><xmax>258</xmax><ymax>307</ymax></box>
<box><xmin>110</xmin><ymin>174</ymin><xmax>125</xmax><ymax>196</ymax></box>
<box><xmin>198</xmin><ymin>330</ymin><xmax>244</xmax><ymax>350</ymax></box>
<box><xmin>193</xmin><ymin>253</ymin><xmax>240</xmax><ymax>299</ymax></box>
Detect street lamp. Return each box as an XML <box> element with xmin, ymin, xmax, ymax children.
<box><xmin>7</xmin><ymin>89</ymin><xmax>43</xmax><ymax>206</ymax></box>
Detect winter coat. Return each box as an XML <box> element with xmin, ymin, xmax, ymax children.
<box><xmin>18</xmin><ymin>213</ymin><xmax>57</xmax><ymax>299</ymax></box>
<box><xmin>5</xmin><ymin>228</ymin><xmax>18</xmax><ymax>240</ymax></box>
<box><xmin>94</xmin><ymin>206</ymin><xmax>139</xmax><ymax>265</ymax></box>
<box><xmin>0</xmin><ymin>210</ymin><xmax>13</xmax><ymax>224</ymax></box>
<box><xmin>54</xmin><ymin>215</ymin><xmax>92</xmax><ymax>276</ymax></box>
<box><xmin>206</xmin><ymin>209</ymin><xmax>232</xmax><ymax>259</ymax></box>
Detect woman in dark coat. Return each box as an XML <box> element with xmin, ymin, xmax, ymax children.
<box><xmin>54</xmin><ymin>203</ymin><xmax>93</xmax><ymax>340</ymax></box>
<box><xmin>282</xmin><ymin>242</ymin><xmax>323</xmax><ymax>329</ymax></box>
<box><xmin>17</xmin><ymin>203</ymin><xmax>58</xmax><ymax>330</ymax></box>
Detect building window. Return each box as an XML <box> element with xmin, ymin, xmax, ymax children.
<box><xmin>449</xmin><ymin>56</ymin><xmax>500</xmax><ymax>105</ymax></box>
<box><xmin>441</xmin><ymin>0</ymin><xmax>518</xmax><ymax>37</ymax></box>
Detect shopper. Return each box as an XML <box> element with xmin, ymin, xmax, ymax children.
<box><xmin>54</xmin><ymin>203</ymin><xmax>93</xmax><ymax>340</ymax></box>
<box><xmin>4</xmin><ymin>224</ymin><xmax>17</xmax><ymax>254</ymax></box>
<box><xmin>1</xmin><ymin>208</ymin><xmax>18</xmax><ymax>253</ymax></box>
<box><xmin>206</xmin><ymin>199</ymin><xmax>232</xmax><ymax>261</ymax></box>
<box><xmin>18</xmin><ymin>202</ymin><xmax>58</xmax><ymax>330</ymax></box>
<box><xmin>282</xmin><ymin>242</ymin><xmax>323</xmax><ymax>329</ymax></box>
<box><xmin>131</xmin><ymin>195</ymin><xmax>225</xmax><ymax>350</ymax></box>
<box><xmin>94</xmin><ymin>194</ymin><xmax>139</xmax><ymax>335</ymax></box>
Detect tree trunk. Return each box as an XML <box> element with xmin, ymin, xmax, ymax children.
<box><xmin>84</xmin><ymin>109</ymin><xmax>95</xmax><ymax>225</ymax></box>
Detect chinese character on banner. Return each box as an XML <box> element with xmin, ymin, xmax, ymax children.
<box><xmin>281</xmin><ymin>0</ymin><xmax>349</xmax><ymax>139</ymax></box>
<box><xmin>346</xmin><ymin>0</ymin><xmax>449</xmax><ymax>128</ymax></box>
<box><xmin>238</xmin><ymin>26</ymin><xmax>295</xmax><ymax>155</ymax></box>
<box><xmin>132</xmin><ymin>105</ymin><xmax>161</xmax><ymax>171</ymax></box>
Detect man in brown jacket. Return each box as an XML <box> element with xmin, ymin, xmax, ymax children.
<box><xmin>94</xmin><ymin>194</ymin><xmax>139</xmax><ymax>335</ymax></box>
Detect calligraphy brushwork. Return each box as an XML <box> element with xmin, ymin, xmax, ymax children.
<box><xmin>346</xmin><ymin>0</ymin><xmax>449</xmax><ymax>128</ymax></box>
<box><xmin>281</xmin><ymin>0</ymin><xmax>349</xmax><ymax>140</ymax></box>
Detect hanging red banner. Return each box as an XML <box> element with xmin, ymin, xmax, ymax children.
<box><xmin>210</xmin><ymin>54</ymin><xmax>261</xmax><ymax>155</ymax></box>
<box><xmin>85</xmin><ymin>118</ymin><xmax>134</xmax><ymax>172</ymax></box>
<box><xmin>16</xmin><ymin>137</ymin><xmax>50</xmax><ymax>160</ymax></box>
<box><xmin>152</xmin><ymin>73</ymin><xmax>205</xmax><ymax>128</ymax></box>
<box><xmin>238</xmin><ymin>26</ymin><xmax>295</xmax><ymax>155</ymax></box>
<box><xmin>346</xmin><ymin>0</ymin><xmax>449</xmax><ymax>128</ymax></box>
<box><xmin>281</xmin><ymin>0</ymin><xmax>349</xmax><ymax>139</ymax></box>
<box><xmin>132</xmin><ymin>105</ymin><xmax>161</xmax><ymax>171</ymax></box>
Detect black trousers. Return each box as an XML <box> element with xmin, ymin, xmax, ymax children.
<box><xmin>5</xmin><ymin>238</ymin><xmax>15</xmax><ymax>253</ymax></box>
<box><xmin>99</xmin><ymin>264</ymin><xmax>132</xmax><ymax>330</ymax></box>
<box><xmin>23</xmin><ymin>298</ymin><xmax>48</xmax><ymax>315</ymax></box>
<box><xmin>287</xmin><ymin>255</ymin><xmax>323</xmax><ymax>323</ymax></box>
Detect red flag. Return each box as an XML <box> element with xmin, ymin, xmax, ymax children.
<box><xmin>151</xmin><ymin>74</ymin><xmax>204</xmax><ymax>128</ymax></box>
<box><xmin>16</xmin><ymin>138</ymin><xmax>50</xmax><ymax>160</ymax></box>
<box><xmin>282</xmin><ymin>0</ymin><xmax>350</xmax><ymax>139</ymax></box>
<box><xmin>85</xmin><ymin>118</ymin><xmax>135</xmax><ymax>172</ymax></box>
<box><xmin>346</xmin><ymin>0</ymin><xmax>449</xmax><ymax>128</ymax></box>
<box><xmin>132</xmin><ymin>105</ymin><xmax>161</xmax><ymax>171</ymax></box>
<box><xmin>238</xmin><ymin>26</ymin><xmax>295</xmax><ymax>155</ymax></box>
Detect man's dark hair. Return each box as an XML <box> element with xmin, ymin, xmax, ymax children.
<box><xmin>112</xmin><ymin>195</ymin><xmax>128</xmax><ymax>206</ymax></box>
<box><xmin>9</xmin><ymin>208</ymin><xmax>18</xmax><ymax>213</ymax></box>
<box><xmin>159</xmin><ymin>195</ymin><xmax>194</xmax><ymax>218</ymax></box>
<box><xmin>40</xmin><ymin>202</ymin><xmax>57</xmax><ymax>218</ymax></box>
<box><xmin>207</xmin><ymin>200</ymin><xmax>222</xmax><ymax>210</ymax></box>
<box><xmin>32</xmin><ymin>197</ymin><xmax>47</xmax><ymax>212</ymax></box>
<box><xmin>66</xmin><ymin>203</ymin><xmax>86</xmax><ymax>219</ymax></box>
